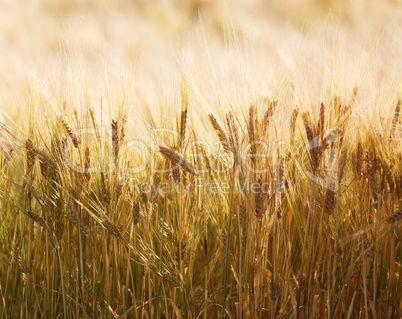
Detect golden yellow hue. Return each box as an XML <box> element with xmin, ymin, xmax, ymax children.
<box><xmin>0</xmin><ymin>1</ymin><xmax>401</xmax><ymax>318</ymax></box>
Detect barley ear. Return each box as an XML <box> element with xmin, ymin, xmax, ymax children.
<box><xmin>111</xmin><ymin>119</ymin><xmax>119</xmax><ymax>163</ymax></box>
<box><xmin>180</xmin><ymin>108</ymin><xmax>188</xmax><ymax>148</ymax></box>
<box><xmin>385</xmin><ymin>209</ymin><xmax>402</xmax><ymax>224</ymax></box>
<box><xmin>209</xmin><ymin>114</ymin><xmax>231</xmax><ymax>153</ymax></box>
<box><xmin>390</xmin><ymin>99</ymin><xmax>401</xmax><ymax>139</ymax></box>
<box><xmin>318</xmin><ymin>102</ymin><xmax>325</xmax><ymax>140</ymax></box>
<box><xmin>159</xmin><ymin>145</ymin><xmax>195</xmax><ymax>174</ymax></box>
<box><xmin>59</xmin><ymin>115</ymin><xmax>81</xmax><ymax>148</ymax></box>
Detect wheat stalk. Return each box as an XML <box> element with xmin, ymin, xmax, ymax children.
<box><xmin>255</xmin><ymin>176</ymin><xmax>264</xmax><ymax>222</ymax></box>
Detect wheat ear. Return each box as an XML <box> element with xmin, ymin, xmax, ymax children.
<box><xmin>159</xmin><ymin>145</ymin><xmax>195</xmax><ymax>174</ymax></box>
<box><xmin>59</xmin><ymin>115</ymin><xmax>81</xmax><ymax>148</ymax></box>
<box><xmin>209</xmin><ymin>114</ymin><xmax>231</xmax><ymax>153</ymax></box>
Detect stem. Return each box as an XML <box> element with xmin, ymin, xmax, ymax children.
<box><xmin>222</xmin><ymin>166</ymin><xmax>235</xmax><ymax>317</ymax></box>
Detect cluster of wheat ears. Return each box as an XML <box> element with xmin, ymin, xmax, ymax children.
<box><xmin>0</xmin><ymin>85</ymin><xmax>401</xmax><ymax>318</ymax></box>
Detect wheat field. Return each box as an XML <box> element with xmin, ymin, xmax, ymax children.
<box><xmin>0</xmin><ymin>0</ymin><xmax>401</xmax><ymax>318</ymax></box>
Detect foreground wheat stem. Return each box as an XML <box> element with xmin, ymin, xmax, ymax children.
<box><xmin>237</xmin><ymin>200</ymin><xmax>243</xmax><ymax>319</ymax></box>
<box><xmin>222</xmin><ymin>165</ymin><xmax>235</xmax><ymax>317</ymax></box>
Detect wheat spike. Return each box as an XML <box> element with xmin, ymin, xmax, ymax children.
<box><xmin>262</xmin><ymin>100</ymin><xmax>277</xmax><ymax>135</ymax></box>
<box><xmin>88</xmin><ymin>107</ymin><xmax>100</xmax><ymax>141</ymax></box>
<box><xmin>17</xmin><ymin>258</ymin><xmax>30</xmax><ymax>275</ymax></box>
<box><xmin>23</xmin><ymin>139</ymin><xmax>36</xmax><ymax>189</ymax></box>
<box><xmin>366</xmin><ymin>148</ymin><xmax>380</xmax><ymax>199</ymax></box>
<box><xmin>132</xmin><ymin>201</ymin><xmax>140</xmax><ymax>225</ymax></box>
<box><xmin>120</xmin><ymin>113</ymin><xmax>127</xmax><ymax>144</ymax></box>
<box><xmin>162</xmin><ymin>272</ymin><xmax>181</xmax><ymax>288</ymax></box>
<box><xmin>139</xmin><ymin>183</ymin><xmax>148</xmax><ymax>206</ymax></box>
<box><xmin>26</xmin><ymin>210</ymin><xmax>48</xmax><ymax>229</ymax></box>
<box><xmin>111</xmin><ymin>119</ymin><xmax>119</xmax><ymax>162</ymax></box>
<box><xmin>355</xmin><ymin>142</ymin><xmax>363</xmax><ymax>178</ymax></box>
<box><xmin>199</xmin><ymin>145</ymin><xmax>212</xmax><ymax>173</ymax></box>
<box><xmin>114</xmin><ymin>180</ymin><xmax>124</xmax><ymax>204</ymax></box>
<box><xmin>385</xmin><ymin>209</ymin><xmax>402</xmax><ymax>223</ymax></box>
<box><xmin>322</xmin><ymin>127</ymin><xmax>341</xmax><ymax>146</ymax></box>
<box><xmin>290</xmin><ymin>107</ymin><xmax>299</xmax><ymax>146</ymax></box>
<box><xmin>180</xmin><ymin>108</ymin><xmax>187</xmax><ymax>147</ymax></box>
<box><xmin>302</xmin><ymin>111</ymin><xmax>316</xmax><ymax>147</ymax></box>
<box><xmin>318</xmin><ymin>102</ymin><xmax>325</xmax><ymax>139</ymax></box>
<box><xmin>208</xmin><ymin>114</ymin><xmax>231</xmax><ymax>153</ymax></box>
<box><xmin>25</xmin><ymin>139</ymin><xmax>35</xmax><ymax>173</ymax></box>
<box><xmin>276</xmin><ymin>156</ymin><xmax>284</xmax><ymax>191</ymax></box>
<box><xmin>220</xmin><ymin>229</ymin><xmax>227</xmax><ymax>247</ymax></box>
<box><xmin>226</xmin><ymin>111</ymin><xmax>238</xmax><ymax>156</ymax></box>
<box><xmin>302</xmin><ymin>111</ymin><xmax>314</xmax><ymax>139</ymax></box>
<box><xmin>59</xmin><ymin>115</ymin><xmax>81</xmax><ymax>148</ymax></box>
<box><xmin>325</xmin><ymin>187</ymin><xmax>335</xmax><ymax>215</ymax></box>
<box><xmin>60</xmin><ymin>138</ymin><xmax>70</xmax><ymax>164</ymax></box>
<box><xmin>390</xmin><ymin>99</ymin><xmax>401</xmax><ymax>139</ymax></box>
<box><xmin>31</xmin><ymin>148</ymin><xmax>57</xmax><ymax>170</ymax></box>
<box><xmin>171</xmin><ymin>163</ymin><xmax>181</xmax><ymax>183</ymax></box>
<box><xmin>362</xmin><ymin>233</ymin><xmax>375</xmax><ymax>261</ymax></box>
<box><xmin>175</xmin><ymin>241</ymin><xmax>186</xmax><ymax>261</ymax></box>
<box><xmin>84</xmin><ymin>146</ymin><xmax>91</xmax><ymax>181</ymax></box>
<box><xmin>383</xmin><ymin>161</ymin><xmax>394</xmax><ymax>193</ymax></box>
<box><xmin>248</xmin><ymin>104</ymin><xmax>257</xmax><ymax>163</ymax></box>
<box><xmin>302</xmin><ymin>111</ymin><xmax>320</xmax><ymax>169</ymax></box>
<box><xmin>338</xmin><ymin>146</ymin><xmax>348</xmax><ymax>184</ymax></box>
<box><xmin>100</xmin><ymin>215</ymin><xmax>122</xmax><ymax>239</ymax></box>
<box><xmin>159</xmin><ymin>145</ymin><xmax>195</xmax><ymax>174</ymax></box>
<box><xmin>64</xmin><ymin>208</ymin><xmax>91</xmax><ymax>239</ymax></box>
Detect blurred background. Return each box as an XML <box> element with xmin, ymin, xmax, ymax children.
<box><xmin>0</xmin><ymin>0</ymin><xmax>401</xmax><ymax>122</ymax></box>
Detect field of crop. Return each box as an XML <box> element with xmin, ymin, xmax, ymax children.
<box><xmin>0</xmin><ymin>0</ymin><xmax>401</xmax><ymax>318</ymax></box>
